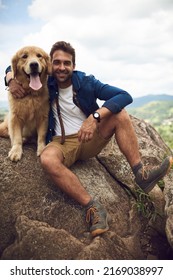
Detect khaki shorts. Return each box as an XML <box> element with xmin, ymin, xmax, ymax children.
<box><xmin>46</xmin><ymin>129</ymin><xmax>111</xmax><ymax>167</ymax></box>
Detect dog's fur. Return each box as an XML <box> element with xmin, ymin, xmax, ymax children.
<box><xmin>0</xmin><ymin>46</ymin><xmax>52</xmax><ymax>161</ymax></box>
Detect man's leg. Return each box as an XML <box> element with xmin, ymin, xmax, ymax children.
<box><xmin>99</xmin><ymin>109</ymin><xmax>173</xmax><ymax>193</ymax></box>
<box><xmin>40</xmin><ymin>146</ymin><xmax>109</xmax><ymax>236</ymax></box>
<box><xmin>40</xmin><ymin>146</ymin><xmax>92</xmax><ymax>206</ymax></box>
<box><xmin>99</xmin><ymin>109</ymin><xmax>141</xmax><ymax>168</ymax></box>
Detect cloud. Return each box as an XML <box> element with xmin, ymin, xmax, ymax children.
<box><xmin>27</xmin><ymin>0</ymin><xmax>173</xmax><ymax>63</ymax></box>
<box><xmin>0</xmin><ymin>0</ymin><xmax>173</xmax><ymax>101</ymax></box>
<box><xmin>28</xmin><ymin>0</ymin><xmax>173</xmax><ymax>20</ymax></box>
<box><xmin>26</xmin><ymin>0</ymin><xmax>173</xmax><ymax>87</ymax></box>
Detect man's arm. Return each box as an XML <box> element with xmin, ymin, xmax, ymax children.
<box><xmin>5</xmin><ymin>66</ymin><xmax>26</xmax><ymax>98</ymax></box>
<box><xmin>93</xmin><ymin>77</ymin><xmax>133</xmax><ymax>114</ymax></box>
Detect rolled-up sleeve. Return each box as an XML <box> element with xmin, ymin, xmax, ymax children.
<box><xmin>94</xmin><ymin>79</ymin><xmax>133</xmax><ymax>113</ymax></box>
<box><xmin>4</xmin><ymin>65</ymin><xmax>12</xmax><ymax>86</ymax></box>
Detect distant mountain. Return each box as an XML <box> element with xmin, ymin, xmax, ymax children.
<box><xmin>128</xmin><ymin>94</ymin><xmax>173</xmax><ymax>108</ymax></box>
<box><xmin>127</xmin><ymin>96</ymin><xmax>173</xmax><ymax>149</ymax></box>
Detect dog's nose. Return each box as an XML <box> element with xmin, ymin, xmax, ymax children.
<box><xmin>30</xmin><ymin>62</ymin><xmax>39</xmax><ymax>71</ymax></box>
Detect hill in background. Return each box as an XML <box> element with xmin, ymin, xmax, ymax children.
<box><xmin>127</xmin><ymin>95</ymin><xmax>173</xmax><ymax>149</ymax></box>
<box><xmin>128</xmin><ymin>94</ymin><xmax>173</xmax><ymax>108</ymax></box>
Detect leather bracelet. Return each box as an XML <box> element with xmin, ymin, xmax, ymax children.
<box><xmin>7</xmin><ymin>78</ymin><xmax>14</xmax><ymax>87</ymax></box>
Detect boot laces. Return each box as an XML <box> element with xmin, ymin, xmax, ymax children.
<box><xmin>139</xmin><ymin>157</ymin><xmax>172</xmax><ymax>182</ymax></box>
<box><xmin>86</xmin><ymin>207</ymin><xmax>99</xmax><ymax>225</ymax></box>
<box><xmin>141</xmin><ymin>164</ymin><xmax>158</xmax><ymax>180</ymax></box>
<box><xmin>141</xmin><ymin>165</ymin><xmax>150</xmax><ymax>180</ymax></box>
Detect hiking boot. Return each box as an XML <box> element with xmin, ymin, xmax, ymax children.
<box><xmin>86</xmin><ymin>200</ymin><xmax>109</xmax><ymax>237</ymax></box>
<box><xmin>135</xmin><ymin>156</ymin><xmax>173</xmax><ymax>193</ymax></box>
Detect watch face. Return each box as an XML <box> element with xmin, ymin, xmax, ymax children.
<box><xmin>93</xmin><ymin>112</ymin><xmax>100</xmax><ymax>122</ymax></box>
<box><xmin>94</xmin><ymin>112</ymin><xmax>99</xmax><ymax>118</ymax></box>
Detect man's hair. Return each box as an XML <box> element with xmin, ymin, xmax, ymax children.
<box><xmin>50</xmin><ymin>41</ymin><xmax>76</xmax><ymax>65</ymax></box>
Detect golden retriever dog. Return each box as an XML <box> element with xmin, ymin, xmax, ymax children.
<box><xmin>0</xmin><ymin>46</ymin><xmax>51</xmax><ymax>161</ymax></box>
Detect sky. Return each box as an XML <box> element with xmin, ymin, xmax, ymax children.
<box><xmin>0</xmin><ymin>0</ymin><xmax>173</xmax><ymax>102</ymax></box>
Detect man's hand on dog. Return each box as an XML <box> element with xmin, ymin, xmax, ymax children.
<box><xmin>9</xmin><ymin>79</ymin><xmax>26</xmax><ymax>98</ymax></box>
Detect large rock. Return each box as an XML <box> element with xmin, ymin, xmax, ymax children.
<box><xmin>0</xmin><ymin>116</ymin><xmax>173</xmax><ymax>260</ymax></box>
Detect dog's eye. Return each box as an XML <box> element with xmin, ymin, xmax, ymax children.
<box><xmin>22</xmin><ymin>54</ymin><xmax>28</xmax><ymax>59</ymax></box>
<box><xmin>37</xmin><ymin>53</ymin><xmax>42</xmax><ymax>58</ymax></box>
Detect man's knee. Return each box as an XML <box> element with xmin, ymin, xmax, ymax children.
<box><xmin>40</xmin><ymin>146</ymin><xmax>63</xmax><ymax>170</ymax></box>
<box><xmin>40</xmin><ymin>148</ymin><xmax>52</xmax><ymax>169</ymax></box>
<box><xmin>111</xmin><ymin>109</ymin><xmax>131</xmax><ymax>128</ymax></box>
<box><xmin>115</xmin><ymin>109</ymin><xmax>130</xmax><ymax>121</ymax></box>
<box><xmin>99</xmin><ymin>109</ymin><xmax>131</xmax><ymax>138</ymax></box>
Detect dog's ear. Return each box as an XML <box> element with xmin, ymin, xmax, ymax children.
<box><xmin>45</xmin><ymin>54</ymin><xmax>52</xmax><ymax>75</ymax></box>
<box><xmin>11</xmin><ymin>53</ymin><xmax>18</xmax><ymax>78</ymax></box>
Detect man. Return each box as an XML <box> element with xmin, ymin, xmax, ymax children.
<box><xmin>5</xmin><ymin>41</ymin><xmax>173</xmax><ymax>237</ymax></box>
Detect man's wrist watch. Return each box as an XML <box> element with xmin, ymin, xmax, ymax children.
<box><xmin>92</xmin><ymin>111</ymin><xmax>101</xmax><ymax>122</ymax></box>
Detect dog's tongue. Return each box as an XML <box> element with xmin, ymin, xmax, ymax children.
<box><xmin>29</xmin><ymin>74</ymin><xmax>42</xmax><ymax>90</ymax></box>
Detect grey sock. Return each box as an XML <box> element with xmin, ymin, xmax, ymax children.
<box><xmin>132</xmin><ymin>162</ymin><xmax>143</xmax><ymax>175</ymax></box>
<box><xmin>85</xmin><ymin>199</ymin><xmax>94</xmax><ymax>209</ymax></box>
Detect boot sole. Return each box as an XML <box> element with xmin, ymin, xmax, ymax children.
<box><xmin>91</xmin><ymin>226</ymin><xmax>109</xmax><ymax>237</ymax></box>
<box><xmin>90</xmin><ymin>214</ymin><xmax>111</xmax><ymax>237</ymax></box>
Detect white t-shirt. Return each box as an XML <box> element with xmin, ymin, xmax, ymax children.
<box><xmin>52</xmin><ymin>85</ymin><xmax>86</xmax><ymax>136</ymax></box>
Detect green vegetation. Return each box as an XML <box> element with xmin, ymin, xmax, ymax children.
<box><xmin>128</xmin><ymin>100</ymin><xmax>173</xmax><ymax>149</ymax></box>
<box><xmin>134</xmin><ymin>187</ymin><xmax>163</xmax><ymax>221</ymax></box>
<box><xmin>134</xmin><ymin>188</ymin><xmax>154</xmax><ymax>219</ymax></box>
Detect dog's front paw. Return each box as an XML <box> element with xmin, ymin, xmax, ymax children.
<box><xmin>8</xmin><ymin>146</ymin><xmax>23</xmax><ymax>162</ymax></box>
<box><xmin>37</xmin><ymin>143</ymin><xmax>45</xmax><ymax>156</ymax></box>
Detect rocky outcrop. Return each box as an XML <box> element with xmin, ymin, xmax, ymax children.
<box><xmin>0</xmin><ymin>116</ymin><xmax>173</xmax><ymax>260</ymax></box>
